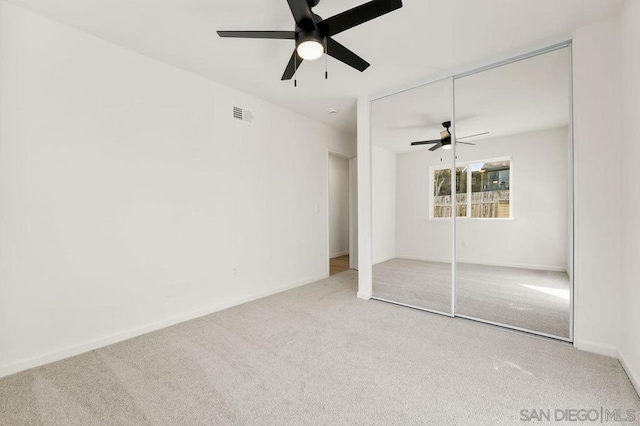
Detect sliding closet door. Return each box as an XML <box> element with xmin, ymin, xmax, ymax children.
<box><xmin>453</xmin><ymin>47</ymin><xmax>572</xmax><ymax>339</ymax></box>
<box><xmin>371</xmin><ymin>78</ymin><xmax>454</xmax><ymax>316</ymax></box>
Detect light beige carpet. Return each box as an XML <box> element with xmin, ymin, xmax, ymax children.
<box><xmin>373</xmin><ymin>258</ymin><xmax>571</xmax><ymax>338</ymax></box>
<box><xmin>1</xmin><ymin>270</ymin><xmax>637</xmax><ymax>425</ymax></box>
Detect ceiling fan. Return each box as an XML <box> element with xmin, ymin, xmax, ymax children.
<box><xmin>410</xmin><ymin>121</ymin><xmax>489</xmax><ymax>151</ymax></box>
<box><xmin>217</xmin><ymin>0</ymin><xmax>403</xmax><ymax>81</ymax></box>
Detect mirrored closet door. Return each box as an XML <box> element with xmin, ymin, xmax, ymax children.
<box><xmin>371</xmin><ymin>78</ymin><xmax>454</xmax><ymax>315</ymax></box>
<box><xmin>368</xmin><ymin>44</ymin><xmax>573</xmax><ymax>341</ymax></box>
<box><xmin>453</xmin><ymin>47</ymin><xmax>572</xmax><ymax>339</ymax></box>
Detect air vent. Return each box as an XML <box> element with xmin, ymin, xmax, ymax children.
<box><xmin>232</xmin><ymin>106</ymin><xmax>254</xmax><ymax>125</ymax></box>
<box><xmin>233</xmin><ymin>106</ymin><xmax>243</xmax><ymax>120</ymax></box>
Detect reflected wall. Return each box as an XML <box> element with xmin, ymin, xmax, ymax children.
<box><xmin>454</xmin><ymin>47</ymin><xmax>572</xmax><ymax>339</ymax></box>
<box><xmin>371</xmin><ymin>78</ymin><xmax>454</xmax><ymax>315</ymax></box>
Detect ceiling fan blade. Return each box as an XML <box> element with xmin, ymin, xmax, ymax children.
<box><xmin>217</xmin><ymin>31</ymin><xmax>296</xmax><ymax>40</ymax></box>
<box><xmin>457</xmin><ymin>132</ymin><xmax>489</xmax><ymax>140</ymax></box>
<box><xmin>429</xmin><ymin>143</ymin><xmax>443</xmax><ymax>152</ymax></box>
<box><xmin>319</xmin><ymin>0</ymin><xmax>403</xmax><ymax>37</ymax></box>
<box><xmin>410</xmin><ymin>139</ymin><xmax>441</xmax><ymax>146</ymax></box>
<box><xmin>456</xmin><ymin>141</ymin><xmax>476</xmax><ymax>146</ymax></box>
<box><xmin>326</xmin><ymin>38</ymin><xmax>370</xmax><ymax>72</ymax></box>
<box><xmin>287</xmin><ymin>0</ymin><xmax>315</xmax><ymax>28</ymax></box>
<box><xmin>281</xmin><ymin>50</ymin><xmax>304</xmax><ymax>80</ymax></box>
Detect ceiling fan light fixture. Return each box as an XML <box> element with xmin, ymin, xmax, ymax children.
<box><xmin>442</xmin><ymin>145</ymin><xmax>452</xmax><ymax>150</ymax></box>
<box><xmin>297</xmin><ymin>40</ymin><xmax>324</xmax><ymax>60</ymax></box>
<box><xmin>296</xmin><ymin>30</ymin><xmax>324</xmax><ymax>61</ymax></box>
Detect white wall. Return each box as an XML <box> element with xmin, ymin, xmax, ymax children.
<box><xmin>393</xmin><ymin>149</ymin><xmax>453</xmax><ymax>265</ymax></box>
<box><xmin>619</xmin><ymin>0</ymin><xmax>640</xmax><ymax>393</ymax></box>
<box><xmin>372</xmin><ymin>146</ymin><xmax>397</xmax><ymax>264</ymax></box>
<box><xmin>395</xmin><ymin>127</ymin><xmax>569</xmax><ymax>271</ymax></box>
<box><xmin>356</xmin><ymin>97</ymin><xmax>373</xmax><ymax>299</ymax></box>
<box><xmin>572</xmin><ymin>17</ymin><xmax>623</xmax><ymax>357</ymax></box>
<box><xmin>328</xmin><ymin>155</ymin><xmax>350</xmax><ymax>258</ymax></box>
<box><xmin>570</xmin><ymin>0</ymin><xmax>640</xmax><ymax>394</ymax></box>
<box><xmin>0</xmin><ymin>2</ymin><xmax>354</xmax><ymax>377</ymax></box>
<box><xmin>349</xmin><ymin>157</ymin><xmax>359</xmax><ymax>269</ymax></box>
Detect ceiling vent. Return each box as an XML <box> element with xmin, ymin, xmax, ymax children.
<box><xmin>233</xmin><ymin>106</ymin><xmax>253</xmax><ymax>125</ymax></box>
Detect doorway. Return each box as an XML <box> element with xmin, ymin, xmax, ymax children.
<box><xmin>328</xmin><ymin>153</ymin><xmax>351</xmax><ymax>275</ymax></box>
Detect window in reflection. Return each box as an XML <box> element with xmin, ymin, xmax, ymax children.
<box><xmin>431</xmin><ymin>159</ymin><xmax>511</xmax><ymax>219</ymax></box>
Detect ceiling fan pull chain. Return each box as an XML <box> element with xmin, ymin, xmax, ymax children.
<box><xmin>325</xmin><ymin>39</ymin><xmax>328</xmax><ymax>80</ymax></box>
<box><xmin>294</xmin><ymin>53</ymin><xmax>298</xmax><ymax>87</ymax></box>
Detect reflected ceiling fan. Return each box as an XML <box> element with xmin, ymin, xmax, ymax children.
<box><xmin>217</xmin><ymin>0</ymin><xmax>403</xmax><ymax>81</ymax></box>
<box><xmin>410</xmin><ymin>121</ymin><xmax>489</xmax><ymax>151</ymax></box>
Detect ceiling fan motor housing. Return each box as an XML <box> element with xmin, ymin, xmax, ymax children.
<box><xmin>296</xmin><ymin>29</ymin><xmax>325</xmax><ymax>49</ymax></box>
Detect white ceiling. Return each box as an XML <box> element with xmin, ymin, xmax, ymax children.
<box><xmin>372</xmin><ymin>47</ymin><xmax>571</xmax><ymax>153</ymax></box>
<box><xmin>7</xmin><ymin>0</ymin><xmax>622</xmax><ymax>135</ymax></box>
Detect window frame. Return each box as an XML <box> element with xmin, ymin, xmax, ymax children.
<box><xmin>429</xmin><ymin>156</ymin><xmax>513</xmax><ymax>221</ymax></box>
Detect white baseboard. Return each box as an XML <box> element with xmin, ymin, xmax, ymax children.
<box><xmin>618</xmin><ymin>350</ymin><xmax>640</xmax><ymax>397</ymax></box>
<box><xmin>574</xmin><ymin>339</ymin><xmax>619</xmax><ymax>358</ymax></box>
<box><xmin>395</xmin><ymin>255</ymin><xmax>450</xmax><ymax>264</ymax></box>
<box><xmin>372</xmin><ymin>255</ymin><xmax>396</xmax><ymax>265</ymax></box>
<box><xmin>357</xmin><ymin>291</ymin><xmax>372</xmax><ymax>300</ymax></box>
<box><xmin>330</xmin><ymin>251</ymin><xmax>349</xmax><ymax>259</ymax></box>
<box><xmin>0</xmin><ymin>273</ymin><xmax>329</xmax><ymax>380</ymax></box>
<box><xmin>396</xmin><ymin>255</ymin><xmax>567</xmax><ymax>273</ymax></box>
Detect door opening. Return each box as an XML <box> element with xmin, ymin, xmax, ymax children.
<box><xmin>328</xmin><ymin>153</ymin><xmax>351</xmax><ymax>275</ymax></box>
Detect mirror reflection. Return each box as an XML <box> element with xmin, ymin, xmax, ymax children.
<box><xmin>454</xmin><ymin>47</ymin><xmax>572</xmax><ymax>338</ymax></box>
<box><xmin>371</xmin><ymin>79</ymin><xmax>453</xmax><ymax>315</ymax></box>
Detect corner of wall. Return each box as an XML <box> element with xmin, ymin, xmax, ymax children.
<box><xmin>571</xmin><ymin>12</ymin><xmax>623</xmax><ymax>358</ymax></box>
<box><xmin>618</xmin><ymin>350</ymin><xmax>640</xmax><ymax>397</ymax></box>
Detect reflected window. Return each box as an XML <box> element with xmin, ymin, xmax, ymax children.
<box><xmin>432</xmin><ymin>158</ymin><xmax>511</xmax><ymax>219</ymax></box>
<box><xmin>432</xmin><ymin>167</ymin><xmax>467</xmax><ymax>218</ymax></box>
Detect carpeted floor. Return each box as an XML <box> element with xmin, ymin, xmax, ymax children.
<box><xmin>1</xmin><ymin>270</ymin><xmax>637</xmax><ymax>425</ymax></box>
<box><xmin>373</xmin><ymin>258</ymin><xmax>571</xmax><ymax>338</ymax></box>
